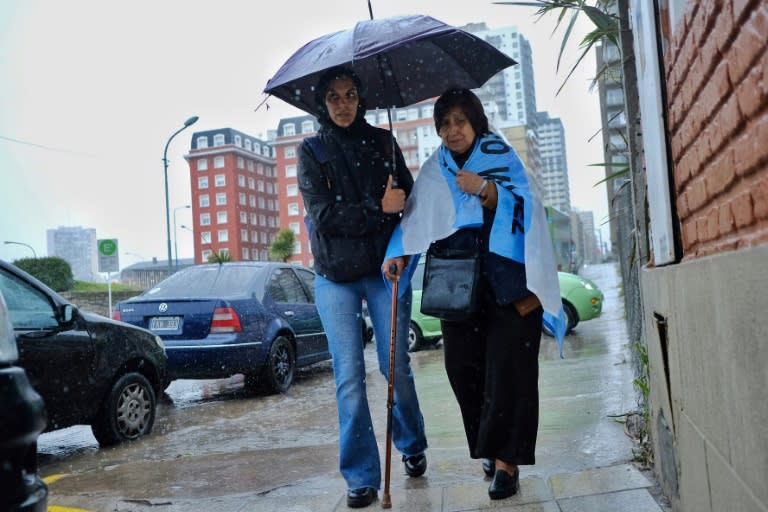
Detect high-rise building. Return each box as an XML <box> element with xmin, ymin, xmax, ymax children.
<box><xmin>46</xmin><ymin>226</ymin><xmax>98</xmax><ymax>281</ymax></box>
<box><xmin>184</xmin><ymin>128</ymin><xmax>279</xmax><ymax>264</ymax></box>
<box><xmin>461</xmin><ymin>22</ymin><xmax>538</xmax><ymax>127</ymax></box>
<box><xmin>536</xmin><ymin>112</ymin><xmax>571</xmax><ymax>214</ymax></box>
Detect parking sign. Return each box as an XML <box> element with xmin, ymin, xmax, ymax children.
<box><xmin>98</xmin><ymin>239</ymin><xmax>119</xmax><ymax>273</ymax></box>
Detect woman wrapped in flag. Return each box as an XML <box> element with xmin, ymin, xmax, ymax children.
<box><xmin>383</xmin><ymin>88</ymin><xmax>566</xmax><ymax>501</ymax></box>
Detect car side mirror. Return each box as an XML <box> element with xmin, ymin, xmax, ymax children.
<box><xmin>59</xmin><ymin>304</ymin><xmax>77</xmax><ymax>326</ymax></box>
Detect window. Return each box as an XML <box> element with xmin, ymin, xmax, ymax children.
<box><xmin>202</xmin><ymin>249</ymin><xmax>212</xmax><ymax>261</ymax></box>
<box><xmin>283</xmin><ymin>123</ymin><xmax>296</xmax><ymax>136</ymax></box>
<box><xmin>254</xmin><ymin>142</ymin><xmax>261</xmax><ymax>154</ymax></box>
<box><xmin>263</xmin><ymin>146</ymin><xmax>271</xmax><ymax>157</ymax></box>
<box><xmin>267</xmin><ymin>268</ymin><xmax>309</xmax><ymax>303</ymax></box>
<box><xmin>213</xmin><ymin>134</ymin><xmax>225</xmax><ymax>146</ymax></box>
<box><xmin>284</xmin><ymin>146</ymin><xmax>296</xmax><ymax>158</ymax></box>
<box><xmin>266</xmin><ymin>183</ymin><xmax>273</xmax><ymax>194</ymax></box>
<box><xmin>289</xmin><ymin>222</ymin><xmax>300</xmax><ymax>235</ymax></box>
<box><xmin>258</xmin><ymin>197</ymin><xmax>265</xmax><ymax>209</ymax></box>
<box><xmin>234</xmin><ymin>135</ymin><xmax>242</xmax><ymax>147</ymax></box>
<box><xmin>199</xmin><ymin>194</ymin><xmax>210</xmax><ymax>207</ymax></box>
<box><xmin>217</xmin><ymin>229</ymin><xmax>229</xmax><ymax>242</ymax></box>
<box><xmin>257</xmin><ymin>180</ymin><xmax>265</xmax><ymax>192</ymax></box>
<box><xmin>214</xmin><ymin>156</ymin><xmax>225</xmax><ymax>168</ymax></box>
<box><xmin>241</xmin><ymin>229</ymin><xmax>249</xmax><ymax>241</ymax></box>
<box><xmin>286</xmin><ymin>184</ymin><xmax>298</xmax><ymax>197</ymax></box>
<box><xmin>248</xmin><ymin>177</ymin><xmax>255</xmax><ymax>189</ymax></box>
<box><xmin>238</xmin><ymin>192</ymin><xmax>246</xmax><ymax>205</ymax></box>
<box><xmin>293</xmin><ymin>241</ymin><xmax>302</xmax><ymax>254</ymax></box>
<box><xmin>237</xmin><ymin>174</ymin><xmax>245</xmax><ymax>187</ymax></box>
<box><xmin>201</xmin><ymin>231</ymin><xmax>211</xmax><ymax>244</ymax></box>
<box><xmin>196</xmin><ymin>136</ymin><xmax>208</xmax><ymax>149</ymax></box>
<box><xmin>214</xmin><ymin>174</ymin><xmax>225</xmax><ymax>187</ymax></box>
<box><xmin>216</xmin><ymin>211</ymin><xmax>227</xmax><ymax>224</ymax></box>
<box><xmin>241</xmin><ymin>247</ymin><xmax>249</xmax><ymax>260</ymax></box>
<box><xmin>301</xmin><ymin>120</ymin><xmax>314</xmax><ymax>133</ymax></box>
<box><xmin>250</xmin><ymin>213</ymin><xmax>257</xmax><ymax>224</ymax></box>
<box><xmin>287</xmin><ymin>203</ymin><xmax>300</xmax><ymax>216</ymax></box>
<box><xmin>198</xmin><ymin>176</ymin><xmax>209</xmax><ymax>189</ymax></box>
<box><xmin>200</xmin><ymin>213</ymin><xmax>211</xmax><ymax>225</ymax></box>
<box><xmin>249</xmin><ymin>195</ymin><xmax>256</xmax><ymax>207</ymax></box>
<box><xmin>244</xmin><ymin>139</ymin><xmax>252</xmax><ymax>151</ymax></box>
<box><xmin>237</xmin><ymin>157</ymin><xmax>244</xmax><ymax>169</ymax></box>
<box><xmin>239</xmin><ymin>211</ymin><xmax>247</xmax><ymax>223</ymax></box>
<box><xmin>216</xmin><ymin>192</ymin><xmax>227</xmax><ymax>205</ymax></box>
<box><xmin>285</xmin><ymin>165</ymin><xmax>297</xmax><ymax>178</ymax></box>
<box><xmin>197</xmin><ymin>159</ymin><xmax>208</xmax><ymax>171</ymax></box>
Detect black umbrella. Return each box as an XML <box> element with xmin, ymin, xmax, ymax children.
<box><xmin>262</xmin><ymin>14</ymin><xmax>517</xmax><ymax>117</ymax></box>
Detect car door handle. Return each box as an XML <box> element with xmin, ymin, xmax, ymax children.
<box><xmin>283</xmin><ymin>310</ymin><xmax>295</xmax><ymax>317</ymax></box>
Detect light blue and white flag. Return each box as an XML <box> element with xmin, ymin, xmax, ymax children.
<box><xmin>384</xmin><ymin>132</ymin><xmax>567</xmax><ymax>357</ymax></box>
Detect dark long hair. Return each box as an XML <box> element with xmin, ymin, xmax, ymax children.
<box><xmin>433</xmin><ymin>88</ymin><xmax>489</xmax><ymax>136</ymax></box>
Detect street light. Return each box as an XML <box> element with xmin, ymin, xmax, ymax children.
<box><xmin>163</xmin><ymin>115</ymin><xmax>199</xmax><ymax>275</ymax></box>
<box><xmin>174</xmin><ymin>205</ymin><xmax>191</xmax><ymax>270</ymax></box>
<box><xmin>180</xmin><ymin>224</ymin><xmax>210</xmax><ymax>244</ymax></box>
<box><xmin>3</xmin><ymin>240</ymin><xmax>37</xmax><ymax>258</ymax></box>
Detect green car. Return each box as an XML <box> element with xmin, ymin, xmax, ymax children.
<box><xmin>408</xmin><ymin>260</ymin><xmax>604</xmax><ymax>351</ymax></box>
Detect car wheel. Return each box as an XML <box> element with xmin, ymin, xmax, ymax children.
<box><xmin>262</xmin><ymin>336</ymin><xmax>295</xmax><ymax>394</ymax></box>
<box><xmin>91</xmin><ymin>372</ymin><xmax>156</xmax><ymax>446</ymax></box>
<box><xmin>563</xmin><ymin>301</ymin><xmax>578</xmax><ymax>334</ymax></box>
<box><xmin>408</xmin><ymin>321</ymin><xmax>424</xmax><ymax>352</ymax></box>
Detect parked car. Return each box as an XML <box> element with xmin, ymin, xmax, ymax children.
<box><xmin>112</xmin><ymin>262</ymin><xmax>330</xmax><ymax>394</ymax></box>
<box><xmin>0</xmin><ymin>290</ymin><xmax>48</xmax><ymax>512</ymax></box>
<box><xmin>555</xmin><ymin>271</ymin><xmax>604</xmax><ymax>334</ymax></box>
<box><xmin>0</xmin><ymin>259</ymin><xmax>167</xmax><ymax>446</ymax></box>
<box><xmin>408</xmin><ymin>258</ymin><xmax>443</xmax><ymax>351</ymax></box>
<box><xmin>408</xmin><ymin>259</ymin><xmax>605</xmax><ymax>349</ymax></box>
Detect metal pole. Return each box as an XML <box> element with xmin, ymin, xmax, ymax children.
<box><xmin>3</xmin><ymin>241</ymin><xmax>37</xmax><ymax>258</ymax></box>
<box><xmin>381</xmin><ymin>264</ymin><xmax>399</xmax><ymax>509</ymax></box>
<box><xmin>163</xmin><ymin>116</ymin><xmax>199</xmax><ymax>276</ymax></box>
<box><xmin>173</xmin><ymin>205</ymin><xmax>190</xmax><ymax>271</ymax></box>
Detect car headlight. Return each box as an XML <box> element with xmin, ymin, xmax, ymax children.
<box><xmin>582</xmin><ymin>281</ymin><xmax>594</xmax><ymax>290</ymax></box>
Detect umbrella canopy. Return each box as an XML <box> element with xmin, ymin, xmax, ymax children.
<box><xmin>263</xmin><ymin>14</ymin><xmax>517</xmax><ymax>117</ymax></box>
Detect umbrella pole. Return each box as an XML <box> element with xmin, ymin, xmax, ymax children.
<box><xmin>381</xmin><ymin>263</ymin><xmax>399</xmax><ymax>509</ymax></box>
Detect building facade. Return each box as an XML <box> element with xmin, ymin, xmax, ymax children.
<box><xmin>184</xmin><ymin>128</ymin><xmax>279</xmax><ymax>264</ymax></box>
<box><xmin>536</xmin><ymin>112</ymin><xmax>571</xmax><ymax>214</ymax></box>
<box><xmin>46</xmin><ymin>226</ymin><xmax>98</xmax><ymax>281</ymax></box>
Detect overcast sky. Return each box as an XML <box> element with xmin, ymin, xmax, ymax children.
<box><xmin>0</xmin><ymin>0</ymin><xmax>610</xmax><ymax>270</ymax></box>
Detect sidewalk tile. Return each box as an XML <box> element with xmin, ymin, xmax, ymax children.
<box><xmin>558</xmin><ymin>488</ymin><xmax>664</xmax><ymax>512</ymax></box>
<box><xmin>551</xmin><ymin>464</ymin><xmax>653</xmax><ymax>499</ymax></box>
<box><xmin>443</xmin><ymin>477</ymin><xmax>552</xmax><ymax>512</ymax></box>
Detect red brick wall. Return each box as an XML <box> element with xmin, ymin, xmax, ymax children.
<box><xmin>664</xmin><ymin>0</ymin><xmax>768</xmax><ymax>259</ymax></box>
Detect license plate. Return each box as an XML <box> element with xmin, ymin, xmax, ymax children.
<box><xmin>149</xmin><ymin>316</ymin><xmax>181</xmax><ymax>331</ymax></box>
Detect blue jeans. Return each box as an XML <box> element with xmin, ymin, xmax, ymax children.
<box><xmin>315</xmin><ymin>273</ymin><xmax>428</xmax><ymax>491</ymax></box>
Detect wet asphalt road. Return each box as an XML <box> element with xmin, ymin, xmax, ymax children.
<box><xmin>38</xmin><ymin>263</ymin><xmax>638</xmax><ymax>508</ymax></box>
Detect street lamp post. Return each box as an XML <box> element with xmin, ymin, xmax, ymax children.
<box><xmin>163</xmin><ymin>116</ymin><xmax>199</xmax><ymax>275</ymax></box>
<box><xmin>173</xmin><ymin>205</ymin><xmax>191</xmax><ymax>271</ymax></box>
<box><xmin>3</xmin><ymin>240</ymin><xmax>37</xmax><ymax>259</ymax></box>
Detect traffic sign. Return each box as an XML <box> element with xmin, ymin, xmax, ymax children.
<box><xmin>98</xmin><ymin>239</ymin><xmax>119</xmax><ymax>273</ymax></box>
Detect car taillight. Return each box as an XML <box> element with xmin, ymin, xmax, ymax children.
<box><xmin>111</xmin><ymin>310</ymin><xmax>122</xmax><ymax>321</ymax></box>
<box><xmin>210</xmin><ymin>307</ymin><xmax>242</xmax><ymax>333</ymax></box>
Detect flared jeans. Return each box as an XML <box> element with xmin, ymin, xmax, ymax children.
<box><xmin>315</xmin><ymin>273</ymin><xmax>428</xmax><ymax>491</ymax></box>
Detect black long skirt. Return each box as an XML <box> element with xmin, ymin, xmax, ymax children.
<box><xmin>441</xmin><ymin>288</ymin><xmax>543</xmax><ymax>466</ymax></box>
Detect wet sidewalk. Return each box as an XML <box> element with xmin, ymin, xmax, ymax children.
<box><xmin>45</xmin><ymin>263</ymin><xmax>671</xmax><ymax>511</ymax></box>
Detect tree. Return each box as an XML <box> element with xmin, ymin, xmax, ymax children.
<box><xmin>207</xmin><ymin>251</ymin><xmax>232</xmax><ymax>264</ymax></box>
<box><xmin>13</xmin><ymin>256</ymin><xmax>74</xmax><ymax>291</ymax></box>
<box><xmin>269</xmin><ymin>229</ymin><xmax>296</xmax><ymax>262</ymax></box>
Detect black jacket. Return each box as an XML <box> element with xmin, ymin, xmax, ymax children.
<box><xmin>298</xmin><ymin>120</ymin><xmax>413</xmax><ymax>282</ymax></box>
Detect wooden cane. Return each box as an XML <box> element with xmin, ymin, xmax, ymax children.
<box><xmin>381</xmin><ymin>263</ymin><xmax>399</xmax><ymax>509</ymax></box>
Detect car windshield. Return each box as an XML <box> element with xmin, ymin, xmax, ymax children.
<box><xmin>142</xmin><ymin>264</ymin><xmax>266</xmax><ymax>299</ymax></box>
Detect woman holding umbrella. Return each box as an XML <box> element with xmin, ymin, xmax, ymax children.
<box><xmin>297</xmin><ymin>66</ymin><xmax>428</xmax><ymax>509</ymax></box>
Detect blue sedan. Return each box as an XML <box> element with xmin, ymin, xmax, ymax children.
<box><xmin>113</xmin><ymin>262</ymin><xmax>329</xmax><ymax>393</ymax></box>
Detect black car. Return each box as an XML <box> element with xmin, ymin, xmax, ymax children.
<box><xmin>0</xmin><ymin>290</ymin><xmax>47</xmax><ymax>512</ymax></box>
<box><xmin>0</xmin><ymin>260</ymin><xmax>168</xmax><ymax>446</ymax></box>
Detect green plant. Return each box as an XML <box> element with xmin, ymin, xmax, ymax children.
<box><xmin>269</xmin><ymin>228</ymin><xmax>296</xmax><ymax>262</ymax></box>
<box><xmin>207</xmin><ymin>251</ymin><xmax>232</xmax><ymax>264</ymax></box>
<box><xmin>13</xmin><ymin>256</ymin><xmax>74</xmax><ymax>291</ymax></box>
<box><xmin>631</xmin><ymin>340</ymin><xmax>653</xmax><ymax>467</ymax></box>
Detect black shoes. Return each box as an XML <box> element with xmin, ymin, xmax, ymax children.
<box><xmin>488</xmin><ymin>467</ymin><xmax>519</xmax><ymax>500</ymax></box>
<box><xmin>347</xmin><ymin>487</ymin><xmax>378</xmax><ymax>508</ymax></box>
<box><xmin>482</xmin><ymin>458</ymin><xmax>495</xmax><ymax>477</ymax></box>
<box><xmin>403</xmin><ymin>453</ymin><xmax>427</xmax><ymax>477</ymax></box>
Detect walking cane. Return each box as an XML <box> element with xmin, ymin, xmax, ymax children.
<box><xmin>381</xmin><ymin>263</ymin><xmax>399</xmax><ymax>509</ymax></box>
